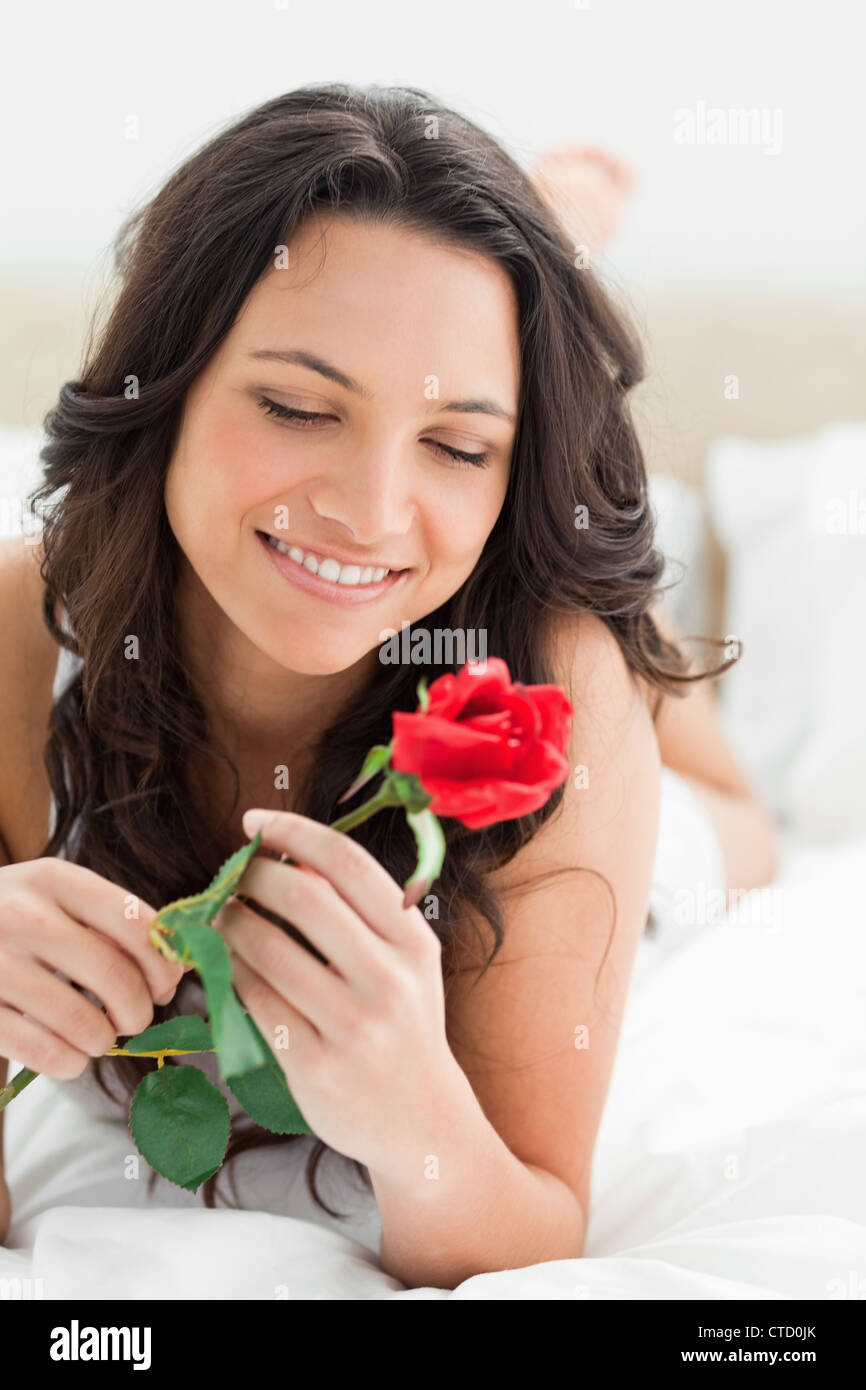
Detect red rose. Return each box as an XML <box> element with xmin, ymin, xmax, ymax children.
<box><xmin>390</xmin><ymin>657</ymin><xmax>574</xmax><ymax>830</ymax></box>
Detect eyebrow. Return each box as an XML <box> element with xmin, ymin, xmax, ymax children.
<box><xmin>245</xmin><ymin>348</ymin><xmax>516</xmax><ymax>425</ymax></box>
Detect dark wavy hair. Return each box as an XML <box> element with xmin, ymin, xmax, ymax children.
<box><xmin>27</xmin><ymin>82</ymin><xmax>735</xmax><ymax>1221</ymax></box>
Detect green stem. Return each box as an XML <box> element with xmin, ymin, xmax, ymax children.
<box><xmin>106</xmin><ymin>1047</ymin><xmax>216</xmax><ymax>1060</ymax></box>
<box><xmin>0</xmin><ymin>1067</ymin><xmax>38</xmax><ymax>1113</ymax></box>
<box><xmin>0</xmin><ymin>1047</ymin><xmax>216</xmax><ymax>1110</ymax></box>
<box><xmin>327</xmin><ymin>786</ymin><xmax>403</xmax><ymax>834</ymax></box>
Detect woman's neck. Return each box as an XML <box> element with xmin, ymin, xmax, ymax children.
<box><xmin>173</xmin><ymin>557</ymin><xmax>378</xmax><ymax>845</ymax></box>
<box><xmin>175</xmin><ymin>555</ymin><xmax>377</xmax><ymax>752</ymax></box>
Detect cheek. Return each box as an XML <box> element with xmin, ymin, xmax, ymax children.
<box><xmin>416</xmin><ymin>471</ymin><xmax>507</xmax><ymax>595</ymax></box>
<box><xmin>428</xmin><ymin>470</ymin><xmax>507</xmax><ymax>560</ymax></box>
<box><xmin>167</xmin><ymin>400</ymin><xmax>301</xmax><ymax>537</ymax></box>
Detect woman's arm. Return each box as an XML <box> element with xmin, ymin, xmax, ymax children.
<box><xmin>371</xmin><ymin>613</ymin><xmax>662</xmax><ymax>1284</ymax></box>
<box><xmin>648</xmin><ymin>606</ymin><xmax>779</xmax><ymax>893</ymax></box>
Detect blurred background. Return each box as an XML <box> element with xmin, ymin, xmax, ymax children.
<box><xmin>1</xmin><ymin>0</ymin><xmax>865</xmax><ymax>834</ymax></box>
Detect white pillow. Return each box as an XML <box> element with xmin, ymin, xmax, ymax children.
<box><xmin>647</xmin><ymin>471</ymin><xmax>712</xmax><ymax>637</ymax></box>
<box><xmin>706</xmin><ymin>422</ymin><xmax>866</xmax><ymax>841</ymax></box>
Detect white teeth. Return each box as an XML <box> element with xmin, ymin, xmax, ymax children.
<box><xmin>263</xmin><ymin>534</ymin><xmax>394</xmax><ymax>587</ymax></box>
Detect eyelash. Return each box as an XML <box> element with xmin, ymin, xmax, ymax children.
<box><xmin>255</xmin><ymin>396</ymin><xmax>490</xmax><ymax>469</ymax></box>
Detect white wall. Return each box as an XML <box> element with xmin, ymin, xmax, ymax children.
<box><xmin>2</xmin><ymin>0</ymin><xmax>863</xmax><ymax>292</ymax></box>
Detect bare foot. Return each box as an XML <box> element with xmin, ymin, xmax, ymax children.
<box><xmin>529</xmin><ymin>144</ymin><xmax>636</xmax><ymax>254</ymax></box>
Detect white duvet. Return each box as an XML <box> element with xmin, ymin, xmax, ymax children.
<box><xmin>2</xmin><ymin>769</ymin><xmax>865</xmax><ymax>1299</ymax></box>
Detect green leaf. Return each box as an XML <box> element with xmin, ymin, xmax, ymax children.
<box><xmin>150</xmin><ymin>831</ymin><xmax>264</xmax><ymax>961</ymax></box>
<box><xmin>402</xmin><ymin>808</ymin><xmax>446</xmax><ymax>910</ymax></box>
<box><xmin>336</xmin><ymin>743</ymin><xmax>393</xmax><ymax>805</ymax></box>
<box><xmin>123</xmin><ymin>1014</ymin><xmax>214</xmax><ymax>1055</ymax></box>
<box><xmin>130</xmin><ymin>1066</ymin><xmax>230</xmax><ymax>1193</ymax></box>
<box><xmin>144</xmin><ymin>833</ymin><xmax>269</xmax><ymax>1079</ymax></box>
<box><xmin>227</xmin><ymin>1015</ymin><xmax>311</xmax><ymax>1136</ymax></box>
<box><xmin>168</xmin><ymin>921</ymin><xmax>267</xmax><ymax>1080</ymax></box>
<box><xmin>415</xmin><ymin>675</ymin><xmax>430</xmax><ymax>712</ymax></box>
<box><xmin>196</xmin><ymin>830</ymin><xmax>265</xmax><ymax>923</ymax></box>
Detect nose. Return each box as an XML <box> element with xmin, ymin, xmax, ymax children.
<box><xmin>306</xmin><ymin>440</ymin><xmax>416</xmax><ymax>544</ymax></box>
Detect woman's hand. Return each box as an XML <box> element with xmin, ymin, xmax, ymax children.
<box><xmin>213</xmin><ymin>809</ymin><xmax>461</xmax><ymax>1182</ymax></box>
<box><xmin>0</xmin><ymin>858</ymin><xmax>186</xmax><ymax>1079</ymax></box>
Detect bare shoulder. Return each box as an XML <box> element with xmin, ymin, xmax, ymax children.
<box><xmin>548</xmin><ymin>608</ymin><xmax>650</xmax><ymax>728</ymax></box>
<box><xmin>0</xmin><ymin>536</ymin><xmax>61</xmax><ymax>863</ymax></box>
<box><xmin>543</xmin><ymin>609</ymin><xmax>660</xmax><ymax>816</ymax></box>
<box><xmin>561</xmin><ymin>603</ymin><xmax>657</xmax><ymax>783</ymax></box>
<box><xmin>0</xmin><ymin>534</ymin><xmax>58</xmax><ymax>676</ymax></box>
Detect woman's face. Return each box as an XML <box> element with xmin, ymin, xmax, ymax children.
<box><xmin>164</xmin><ymin>213</ymin><xmax>520</xmax><ymax>677</ymax></box>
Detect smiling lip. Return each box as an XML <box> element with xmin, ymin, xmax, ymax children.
<box><xmin>256</xmin><ymin>530</ymin><xmax>410</xmax><ymax>606</ymax></box>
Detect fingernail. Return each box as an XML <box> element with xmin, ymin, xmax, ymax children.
<box><xmin>243</xmin><ymin>808</ymin><xmax>273</xmax><ymax>835</ymax></box>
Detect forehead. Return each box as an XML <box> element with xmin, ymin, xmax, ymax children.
<box><xmin>228</xmin><ymin>213</ymin><xmax>521</xmax><ymax>408</ymax></box>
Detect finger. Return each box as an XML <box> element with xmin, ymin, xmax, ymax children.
<box><xmin>0</xmin><ymin>1002</ymin><xmax>90</xmax><ymax>1081</ymax></box>
<box><xmin>242</xmin><ymin>813</ymin><xmax>423</xmax><ymax>948</ymax></box>
<box><xmin>0</xmin><ymin>954</ymin><xmax>120</xmax><ymax>1057</ymax></box>
<box><xmin>217</xmin><ymin>896</ymin><xmax>345</xmax><ymax>1036</ymax></box>
<box><xmin>8</xmin><ymin>899</ymin><xmax>171</xmax><ymax>1024</ymax></box>
<box><xmin>233</xmin><ymin>858</ymin><xmax>393</xmax><ymax>988</ymax></box>
<box><xmin>232</xmin><ymin>956</ymin><xmax>319</xmax><ymax>1060</ymax></box>
<box><xmin>42</xmin><ymin>859</ymin><xmax>184</xmax><ymax>1001</ymax></box>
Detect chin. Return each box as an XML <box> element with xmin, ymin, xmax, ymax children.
<box><xmin>253</xmin><ymin>623</ymin><xmax>379</xmax><ymax>678</ymax></box>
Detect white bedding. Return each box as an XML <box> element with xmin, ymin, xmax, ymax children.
<box><xmin>2</xmin><ymin>769</ymin><xmax>865</xmax><ymax>1298</ymax></box>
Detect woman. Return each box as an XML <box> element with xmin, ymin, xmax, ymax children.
<box><xmin>0</xmin><ymin>84</ymin><xmax>776</xmax><ymax>1286</ymax></box>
